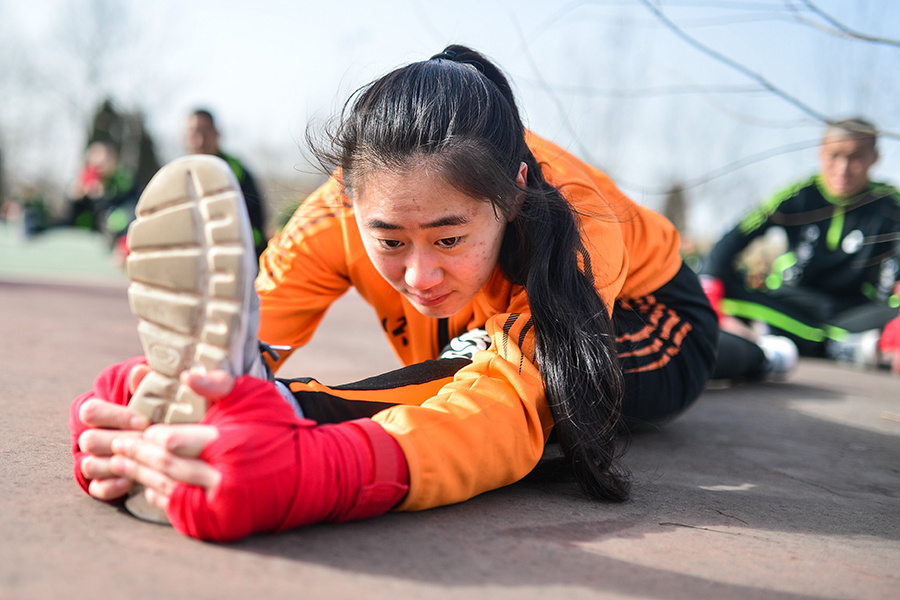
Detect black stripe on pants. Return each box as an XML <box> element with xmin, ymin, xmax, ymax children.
<box><xmin>278</xmin><ymin>263</ymin><xmax>719</xmax><ymax>432</ymax></box>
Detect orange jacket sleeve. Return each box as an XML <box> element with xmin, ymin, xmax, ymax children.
<box><xmin>373</xmin><ymin>295</ymin><xmax>553</xmax><ymax>511</ymax></box>
<box><xmin>255</xmin><ymin>178</ymin><xmax>354</xmax><ymax>368</ymax></box>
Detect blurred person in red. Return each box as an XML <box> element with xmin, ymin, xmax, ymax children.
<box><xmin>43</xmin><ymin>140</ymin><xmax>138</xmax><ymax>253</ymax></box>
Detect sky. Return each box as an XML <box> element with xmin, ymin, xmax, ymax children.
<box><xmin>1</xmin><ymin>0</ymin><xmax>899</xmax><ymax>239</ymax></box>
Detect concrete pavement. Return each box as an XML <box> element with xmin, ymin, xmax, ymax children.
<box><xmin>0</xmin><ymin>229</ymin><xmax>897</xmax><ymax>600</ymax></box>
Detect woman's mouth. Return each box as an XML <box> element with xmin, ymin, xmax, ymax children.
<box><xmin>410</xmin><ymin>291</ymin><xmax>451</xmax><ymax>307</ymax></box>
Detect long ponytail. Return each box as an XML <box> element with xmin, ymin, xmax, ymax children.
<box><xmin>447</xmin><ymin>45</ymin><xmax>630</xmax><ymax>501</ymax></box>
<box><xmin>501</xmin><ymin>169</ymin><xmax>630</xmax><ymax>501</ymax></box>
<box><xmin>318</xmin><ymin>45</ymin><xmax>631</xmax><ymax>502</ymax></box>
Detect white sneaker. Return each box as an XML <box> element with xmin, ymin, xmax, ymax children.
<box><xmin>123</xmin><ymin>155</ymin><xmax>262</xmax><ymax>523</ymax></box>
<box><xmin>125</xmin><ymin>155</ymin><xmax>261</xmax><ymax>424</ymax></box>
<box><xmin>757</xmin><ymin>334</ymin><xmax>799</xmax><ymax>380</ymax></box>
<box><xmin>825</xmin><ymin>329</ymin><xmax>881</xmax><ymax>368</ymax></box>
<box><xmin>439</xmin><ymin>328</ymin><xmax>492</xmax><ymax>360</ymax></box>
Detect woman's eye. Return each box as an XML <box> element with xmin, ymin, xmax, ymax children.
<box><xmin>436</xmin><ymin>237</ymin><xmax>460</xmax><ymax>248</ymax></box>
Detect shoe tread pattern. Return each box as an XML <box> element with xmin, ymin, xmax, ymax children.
<box><xmin>125</xmin><ymin>156</ymin><xmax>250</xmax><ymax>424</ymax></box>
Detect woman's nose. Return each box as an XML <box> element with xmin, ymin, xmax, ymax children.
<box><xmin>404</xmin><ymin>250</ymin><xmax>443</xmax><ymax>290</ymax></box>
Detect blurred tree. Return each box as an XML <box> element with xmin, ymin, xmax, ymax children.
<box><xmin>662</xmin><ymin>183</ymin><xmax>687</xmax><ymax>234</ymax></box>
<box><xmin>0</xmin><ymin>0</ymin><xmax>166</xmax><ymax>199</ymax></box>
<box><xmin>0</xmin><ymin>142</ymin><xmax>5</xmax><ymax>203</ymax></box>
<box><xmin>87</xmin><ymin>99</ymin><xmax>160</xmax><ymax>189</ymax></box>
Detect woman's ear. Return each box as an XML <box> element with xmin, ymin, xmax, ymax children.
<box><xmin>509</xmin><ymin>162</ymin><xmax>528</xmax><ymax>222</ymax></box>
<box><xmin>515</xmin><ymin>162</ymin><xmax>527</xmax><ymax>188</ymax></box>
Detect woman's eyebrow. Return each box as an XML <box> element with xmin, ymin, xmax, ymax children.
<box><xmin>422</xmin><ymin>215</ymin><xmax>471</xmax><ymax>229</ymax></box>
<box><xmin>364</xmin><ymin>214</ymin><xmax>471</xmax><ymax>230</ymax></box>
<box><xmin>364</xmin><ymin>218</ymin><xmax>402</xmax><ymax>230</ymax></box>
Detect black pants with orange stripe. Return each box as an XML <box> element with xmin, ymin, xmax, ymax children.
<box><xmin>277</xmin><ymin>263</ymin><xmax>719</xmax><ymax>432</ymax></box>
<box><xmin>613</xmin><ymin>263</ymin><xmax>719</xmax><ymax>428</ymax></box>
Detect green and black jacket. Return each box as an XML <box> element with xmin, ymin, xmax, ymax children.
<box><xmin>219</xmin><ymin>151</ymin><xmax>267</xmax><ymax>257</ymax></box>
<box><xmin>704</xmin><ymin>175</ymin><xmax>900</xmax><ymax>307</ymax></box>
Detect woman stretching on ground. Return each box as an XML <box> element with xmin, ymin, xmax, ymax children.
<box><xmin>69</xmin><ymin>45</ymin><xmax>719</xmax><ymax>542</ymax></box>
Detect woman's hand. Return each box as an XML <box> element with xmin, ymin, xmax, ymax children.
<box><xmin>101</xmin><ymin>372</ymin><xmax>407</xmax><ymax>542</ymax></box>
<box><xmin>75</xmin><ymin>363</ymin><xmax>151</xmax><ymax>501</ymax></box>
<box><xmin>110</xmin><ymin>424</ymin><xmax>221</xmax><ymax>512</ymax></box>
<box><xmin>107</xmin><ymin>370</ymin><xmax>236</xmax><ymax>512</ymax></box>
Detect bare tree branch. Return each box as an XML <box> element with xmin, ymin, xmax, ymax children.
<box><xmin>797</xmin><ymin>0</ymin><xmax>900</xmax><ymax>48</ymax></box>
<box><xmin>638</xmin><ymin>0</ymin><xmax>900</xmax><ymax>141</ymax></box>
<box><xmin>648</xmin><ymin>12</ymin><xmax>792</xmax><ymax>27</ymax></box>
<box><xmin>639</xmin><ymin>0</ymin><xmax>828</xmax><ymax>120</ymax></box>
<box><xmin>618</xmin><ymin>137</ymin><xmax>823</xmax><ymax>195</ymax></box>
<box><xmin>514</xmin><ymin>77</ymin><xmax>807</xmax><ymax>128</ymax></box>
<box><xmin>627</xmin><ymin>1</ymin><xmax>789</xmax><ymax>9</ymax></box>
<box><xmin>513</xmin><ymin>81</ymin><xmax>769</xmax><ymax>98</ymax></box>
<box><xmin>509</xmin><ymin>12</ymin><xmax>598</xmax><ymax>165</ymax></box>
<box><xmin>781</xmin><ymin>0</ymin><xmax>896</xmax><ymax>46</ymax></box>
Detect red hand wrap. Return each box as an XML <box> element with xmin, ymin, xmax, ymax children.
<box><xmin>68</xmin><ymin>356</ymin><xmax>148</xmax><ymax>497</ymax></box>
<box><xmin>166</xmin><ymin>376</ymin><xmax>409</xmax><ymax>543</ymax></box>
<box><xmin>699</xmin><ymin>275</ymin><xmax>725</xmax><ymax>322</ymax></box>
<box><xmin>878</xmin><ymin>313</ymin><xmax>900</xmax><ymax>353</ymax></box>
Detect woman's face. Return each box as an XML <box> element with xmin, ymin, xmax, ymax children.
<box><xmin>353</xmin><ymin>167</ymin><xmax>510</xmax><ymax>319</ymax></box>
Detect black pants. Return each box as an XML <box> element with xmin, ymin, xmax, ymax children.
<box><xmin>711</xmin><ymin>331</ymin><xmax>767</xmax><ymax>381</ymax></box>
<box><xmin>277</xmin><ymin>263</ymin><xmax>719</xmax><ymax>433</ymax></box>
<box><xmin>720</xmin><ymin>271</ymin><xmax>897</xmax><ymax>357</ymax></box>
<box><xmin>613</xmin><ymin>263</ymin><xmax>719</xmax><ymax>428</ymax></box>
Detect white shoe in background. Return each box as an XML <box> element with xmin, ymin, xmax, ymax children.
<box><xmin>757</xmin><ymin>334</ymin><xmax>799</xmax><ymax>381</ymax></box>
<box><xmin>825</xmin><ymin>329</ymin><xmax>882</xmax><ymax>368</ymax></box>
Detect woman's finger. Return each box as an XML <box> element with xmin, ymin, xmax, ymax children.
<box><xmin>142</xmin><ymin>424</ymin><xmax>220</xmax><ymax>458</ymax></box>
<box><xmin>128</xmin><ymin>364</ymin><xmax>151</xmax><ymax>394</ymax></box>
<box><xmin>78</xmin><ymin>429</ymin><xmax>143</xmax><ymax>456</ymax></box>
<box><xmin>111</xmin><ymin>437</ymin><xmax>221</xmax><ymax>493</ymax></box>
<box><xmin>87</xmin><ymin>476</ymin><xmax>133</xmax><ymax>501</ymax></box>
<box><xmin>109</xmin><ymin>453</ymin><xmax>181</xmax><ymax>499</ymax></box>
<box><xmin>143</xmin><ymin>485</ymin><xmax>171</xmax><ymax>513</ymax></box>
<box><xmin>79</xmin><ymin>398</ymin><xmax>149</xmax><ymax>431</ymax></box>
<box><xmin>81</xmin><ymin>455</ymin><xmax>117</xmax><ymax>480</ymax></box>
<box><xmin>181</xmin><ymin>370</ymin><xmax>235</xmax><ymax>401</ymax></box>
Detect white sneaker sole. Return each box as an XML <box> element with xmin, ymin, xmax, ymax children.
<box><xmin>125</xmin><ymin>155</ymin><xmax>256</xmax><ymax>424</ymax></box>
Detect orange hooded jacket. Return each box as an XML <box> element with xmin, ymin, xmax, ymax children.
<box><xmin>256</xmin><ymin>132</ymin><xmax>682</xmax><ymax>511</ymax></box>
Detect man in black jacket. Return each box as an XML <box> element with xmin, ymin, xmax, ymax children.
<box><xmin>185</xmin><ymin>109</ymin><xmax>268</xmax><ymax>258</ymax></box>
<box><xmin>703</xmin><ymin>119</ymin><xmax>900</xmax><ymax>375</ymax></box>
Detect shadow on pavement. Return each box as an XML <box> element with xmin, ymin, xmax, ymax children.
<box><xmin>3</xmin><ymin>279</ymin><xmax>897</xmax><ymax>600</ymax></box>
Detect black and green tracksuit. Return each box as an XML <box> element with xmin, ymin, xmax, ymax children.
<box><xmin>219</xmin><ymin>151</ymin><xmax>267</xmax><ymax>258</ymax></box>
<box><xmin>703</xmin><ymin>174</ymin><xmax>900</xmax><ymax>356</ymax></box>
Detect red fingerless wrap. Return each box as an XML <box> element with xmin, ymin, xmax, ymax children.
<box><xmin>879</xmin><ymin>313</ymin><xmax>900</xmax><ymax>353</ymax></box>
<box><xmin>68</xmin><ymin>356</ymin><xmax>148</xmax><ymax>497</ymax></box>
<box><xmin>166</xmin><ymin>376</ymin><xmax>409</xmax><ymax>543</ymax></box>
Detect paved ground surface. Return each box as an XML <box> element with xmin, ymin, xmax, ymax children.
<box><xmin>1</xmin><ymin>226</ymin><xmax>898</xmax><ymax>600</ymax></box>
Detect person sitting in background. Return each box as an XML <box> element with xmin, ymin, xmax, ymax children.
<box><xmin>66</xmin><ymin>141</ymin><xmax>136</xmax><ymax>230</ymax></box>
<box><xmin>185</xmin><ymin>108</ymin><xmax>267</xmax><ymax>257</ymax></box>
<box><xmin>702</xmin><ymin>118</ymin><xmax>900</xmax><ymax>378</ymax></box>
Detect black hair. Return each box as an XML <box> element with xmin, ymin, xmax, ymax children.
<box><xmin>313</xmin><ymin>45</ymin><xmax>630</xmax><ymax>502</ymax></box>
<box><xmin>190</xmin><ymin>108</ymin><xmax>217</xmax><ymax>127</ymax></box>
